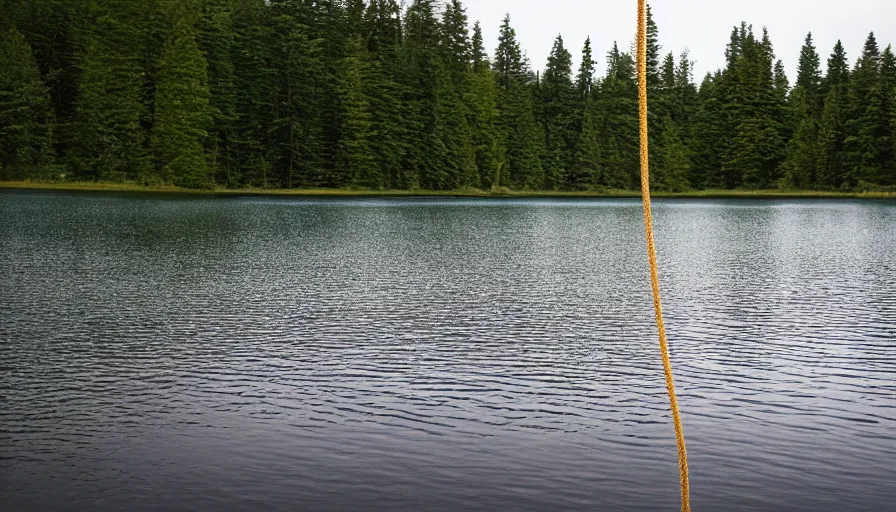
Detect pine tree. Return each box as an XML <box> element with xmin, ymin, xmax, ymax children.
<box><xmin>655</xmin><ymin>116</ymin><xmax>690</xmax><ymax>191</ymax></box>
<box><xmin>467</xmin><ymin>21</ymin><xmax>500</xmax><ymax>188</ymax></box>
<box><xmin>0</xmin><ymin>28</ymin><xmax>56</xmax><ymax>178</ymax></box>
<box><xmin>689</xmin><ymin>71</ymin><xmax>723</xmax><ymax>188</ymax></box>
<box><xmin>575</xmin><ymin>37</ymin><xmax>595</xmax><ymax>98</ymax></box>
<box><xmin>539</xmin><ymin>34</ymin><xmax>576</xmax><ymax>189</ymax></box>
<box><xmin>705</xmin><ymin>25</ymin><xmax>746</xmax><ymax>188</ymax></box>
<box><xmin>671</xmin><ymin>50</ymin><xmax>698</xmax><ymax>130</ymax></box>
<box><xmin>817</xmin><ymin>41</ymin><xmax>850</xmax><ymax>189</ymax></box>
<box><xmin>3</xmin><ymin>0</ymin><xmax>81</xmax><ymax>159</ymax></box>
<box><xmin>441</xmin><ymin>0</ymin><xmax>471</xmax><ymax>88</ymax></box>
<box><xmin>640</xmin><ymin>9</ymin><xmax>666</xmax><ymax>184</ymax></box>
<box><xmin>661</xmin><ymin>53</ymin><xmax>676</xmax><ymax>92</ymax></box>
<box><xmin>231</xmin><ymin>0</ymin><xmax>275</xmax><ymax>187</ymax></box>
<box><xmin>493</xmin><ymin>14</ymin><xmax>543</xmax><ymax>189</ymax></box>
<box><xmin>301</xmin><ymin>0</ymin><xmax>353</xmax><ymax>188</ymax></box>
<box><xmin>470</xmin><ymin>20</ymin><xmax>487</xmax><ymax>71</ymax></box>
<box><xmin>197</xmin><ymin>0</ymin><xmax>239</xmax><ymax>185</ymax></box>
<box><xmin>720</xmin><ymin>25</ymin><xmax>787</xmax><ymax>188</ymax></box>
<box><xmin>594</xmin><ymin>42</ymin><xmax>638</xmax><ymax>189</ymax></box>
<box><xmin>877</xmin><ymin>45</ymin><xmax>895</xmax><ymax>184</ymax></box>
<box><xmin>844</xmin><ymin>32</ymin><xmax>883</xmax><ymax>187</ymax></box>
<box><xmin>364</xmin><ymin>0</ymin><xmax>407</xmax><ymax>189</ymax></box>
<box><xmin>336</xmin><ymin>36</ymin><xmax>379</xmax><ymax>188</ymax></box>
<box><xmin>71</xmin><ymin>1</ymin><xmax>152</xmax><ymax>181</ymax></box>
<box><xmin>438</xmin><ymin>0</ymin><xmax>477</xmax><ymax>188</ymax></box>
<box><xmin>570</xmin><ymin>37</ymin><xmax>599</xmax><ymax>189</ymax></box>
<box><xmin>653</xmin><ymin>50</ymin><xmax>698</xmax><ymax>188</ymax></box>
<box><xmin>782</xmin><ymin>33</ymin><xmax>823</xmax><ymax>188</ymax></box>
<box><xmin>401</xmin><ymin>0</ymin><xmax>447</xmax><ymax>189</ymax></box>
<box><xmin>151</xmin><ymin>5</ymin><xmax>213</xmax><ymax>188</ymax></box>
<box><xmin>645</xmin><ymin>4</ymin><xmax>661</xmax><ymax>89</ymax></box>
<box><xmin>268</xmin><ymin>0</ymin><xmax>327</xmax><ymax>188</ymax></box>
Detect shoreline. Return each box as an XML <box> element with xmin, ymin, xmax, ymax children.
<box><xmin>2</xmin><ymin>180</ymin><xmax>894</xmax><ymax>200</ymax></box>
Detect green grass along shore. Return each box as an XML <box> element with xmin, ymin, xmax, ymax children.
<box><xmin>2</xmin><ymin>180</ymin><xmax>894</xmax><ymax>199</ymax></box>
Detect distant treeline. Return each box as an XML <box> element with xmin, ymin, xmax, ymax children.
<box><xmin>1</xmin><ymin>0</ymin><xmax>895</xmax><ymax>191</ymax></box>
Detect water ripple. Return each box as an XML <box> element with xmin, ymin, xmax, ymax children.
<box><xmin>1</xmin><ymin>192</ymin><xmax>895</xmax><ymax>511</ymax></box>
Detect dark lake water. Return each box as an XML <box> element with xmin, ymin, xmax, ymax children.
<box><xmin>1</xmin><ymin>190</ymin><xmax>895</xmax><ymax>511</ymax></box>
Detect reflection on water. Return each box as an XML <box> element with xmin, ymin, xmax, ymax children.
<box><xmin>1</xmin><ymin>191</ymin><xmax>895</xmax><ymax>511</ymax></box>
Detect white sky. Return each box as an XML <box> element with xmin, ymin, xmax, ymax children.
<box><xmin>462</xmin><ymin>0</ymin><xmax>895</xmax><ymax>82</ymax></box>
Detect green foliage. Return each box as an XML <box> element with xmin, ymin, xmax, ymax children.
<box><xmin>151</xmin><ymin>6</ymin><xmax>213</xmax><ymax>188</ymax></box>
<box><xmin>843</xmin><ymin>32</ymin><xmax>884</xmax><ymax>187</ymax></box>
<box><xmin>0</xmin><ymin>29</ymin><xmax>56</xmax><ymax>178</ymax></box>
<box><xmin>0</xmin><ymin>0</ymin><xmax>892</xmax><ymax>192</ymax></box>
<box><xmin>877</xmin><ymin>45</ymin><xmax>895</xmax><ymax>185</ymax></box>
<box><xmin>689</xmin><ymin>72</ymin><xmax>723</xmax><ymax>188</ymax></box>
<box><xmin>539</xmin><ymin>35</ymin><xmax>576</xmax><ymax>189</ymax></box>
<box><xmin>782</xmin><ymin>33</ymin><xmax>823</xmax><ymax>188</ymax></box>
<box><xmin>336</xmin><ymin>37</ymin><xmax>378</xmax><ymax>188</ymax></box>
<box><xmin>655</xmin><ymin>116</ymin><xmax>691</xmax><ymax>191</ymax></box>
<box><xmin>71</xmin><ymin>1</ymin><xmax>152</xmax><ymax>181</ymax></box>
<box><xmin>268</xmin><ymin>0</ymin><xmax>327</xmax><ymax>188</ymax></box>
<box><xmin>197</xmin><ymin>0</ymin><xmax>239</xmax><ymax>185</ymax></box>
<box><xmin>817</xmin><ymin>40</ymin><xmax>850</xmax><ymax>188</ymax></box>
<box><xmin>493</xmin><ymin>14</ymin><xmax>544</xmax><ymax>189</ymax></box>
<box><xmin>593</xmin><ymin>42</ymin><xmax>638</xmax><ymax>190</ymax></box>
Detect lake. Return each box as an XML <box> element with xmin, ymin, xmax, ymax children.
<box><xmin>1</xmin><ymin>190</ymin><xmax>894</xmax><ymax>511</ymax></box>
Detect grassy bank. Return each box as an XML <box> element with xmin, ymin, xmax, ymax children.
<box><xmin>2</xmin><ymin>180</ymin><xmax>894</xmax><ymax>199</ymax></box>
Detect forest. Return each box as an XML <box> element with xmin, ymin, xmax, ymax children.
<box><xmin>1</xmin><ymin>0</ymin><xmax>895</xmax><ymax>192</ymax></box>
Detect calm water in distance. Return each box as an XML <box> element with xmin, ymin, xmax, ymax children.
<box><xmin>1</xmin><ymin>190</ymin><xmax>895</xmax><ymax>511</ymax></box>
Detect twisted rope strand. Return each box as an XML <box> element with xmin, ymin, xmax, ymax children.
<box><xmin>636</xmin><ymin>1</ymin><xmax>691</xmax><ymax>510</ymax></box>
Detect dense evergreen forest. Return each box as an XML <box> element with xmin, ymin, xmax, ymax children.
<box><xmin>1</xmin><ymin>0</ymin><xmax>895</xmax><ymax>191</ymax></box>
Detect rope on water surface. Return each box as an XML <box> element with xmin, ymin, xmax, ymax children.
<box><xmin>636</xmin><ymin>0</ymin><xmax>691</xmax><ymax>510</ymax></box>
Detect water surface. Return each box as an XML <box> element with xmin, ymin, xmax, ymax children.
<box><xmin>1</xmin><ymin>191</ymin><xmax>895</xmax><ymax>511</ymax></box>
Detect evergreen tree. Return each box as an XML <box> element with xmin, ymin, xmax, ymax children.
<box><xmin>197</xmin><ymin>0</ymin><xmax>239</xmax><ymax>185</ymax></box>
<box><xmin>3</xmin><ymin>0</ymin><xmax>80</xmax><ymax>157</ymax></box>
<box><xmin>364</xmin><ymin>0</ymin><xmax>407</xmax><ymax>189</ymax></box>
<box><xmin>151</xmin><ymin>4</ymin><xmax>213</xmax><ymax>188</ymax></box>
<box><xmin>441</xmin><ymin>0</ymin><xmax>471</xmax><ymax>88</ymax></box>
<box><xmin>720</xmin><ymin>25</ymin><xmax>787</xmax><ymax>188</ymax></box>
<box><xmin>539</xmin><ymin>34</ymin><xmax>576</xmax><ymax>189</ymax></box>
<box><xmin>783</xmin><ymin>33</ymin><xmax>823</xmax><ymax>188</ymax></box>
<box><xmin>268</xmin><ymin>0</ymin><xmax>327</xmax><ymax>188</ymax></box>
<box><xmin>843</xmin><ymin>32</ymin><xmax>883</xmax><ymax>187</ymax></box>
<box><xmin>645</xmin><ymin>4</ymin><xmax>661</xmax><ymax>89</ymax></box>
<box><xmin>470</xmin><ymin>21</ymin><xmax>487</xmax><ymax>71</ymax></box>
<box><xmin>594</xmin><ymin>42</ymin><xmax>639</xmax><ymax>189</ymax></box>
<box><xmin>689</xmin><ymin>71</ymin><xmax>723</xmax><ymax>188</ymax></box>
<box><xmin>877</xmin><ymin>45</ymin><xmax>895</xmax><ymax>184</ymax></box>
<box><xmin>817</xmin><ymin>41</ymin><xmax>850</xmax><ymax>188</ymax></box>
<box><xmin>438</xmin><ymin>0</ymin><xmax>477</xmax><ymax>188</ymax></box>
<box><xmin>493</xmin><ymin>14</ymin><xmax>543</xmax><ymax>189</ymax></box>
<box><xmin>671</xmin><ymin>50</ymin><xmax>698</xmax><ymax>129</ymax></box>
<box><xmin>336</xmin><ymin>36</ymin><xmax>379</xmax><ymax>188</ymax></box>
<box><xmin>661</xmin><ymin>53</ymin><xmax>676</xmax><ymax>92</ymax></box>
<box><xmin>231</xmin><ymin>0</ymin><xmax>275</xmax><ymax>187</ymax></box>
<box><xmin>71</xmin><ymin>1</ymin><xmax>152</xmax><ymax>181</ymax></box>
<box><xmin>401</xmin><ymin>0</ymin><xmax>446</xmax><ymax>189</ymax></box>
<box><xmin>655</xmin><ymin>115</ymin><xmax>690</xmax><ymax>191</ymax></box>
<box><xmin>301</xmin><ymin>0</ymin><xmax>352</xmax><ymax>188</ymax></box>
<box><xmin>570</xmin><ymin>37</ymin><xmax>599</xmax><ymax>189</ymax></box>
<box><xmin>467</xmin><ymin>21</ymin><xmax>500</xmax><ymax>188</ymax></box>
<box><xmin>575</xmin><ymin>37</ymin><xmax>596</xmax><ymax>98</ymax></box>
<box><xmin>0</xmin><ymin>28</ymin><xmax>56</xmax><ymax>179</ymax></box>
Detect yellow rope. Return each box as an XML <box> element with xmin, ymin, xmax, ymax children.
<box><xmin>636</xmin><ymin>1</ymin><xmax>691</xmax><ymax>510</ymax></box>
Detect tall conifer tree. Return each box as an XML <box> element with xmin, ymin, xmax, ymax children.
<box><xmin>151</xmin><ymin>4</ymin><xmax>213</xmax><ymax>188</ymax></box>
<box><xmin>0</xmin><ymin>29</ymin><xmax>56</xmax><ymax>178</ymax></box>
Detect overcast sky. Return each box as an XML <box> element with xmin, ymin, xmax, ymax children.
<box><xmin>462</xmin><ymin>0</ymin><xmax>894</xmax><ymax>82</ymax></box>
